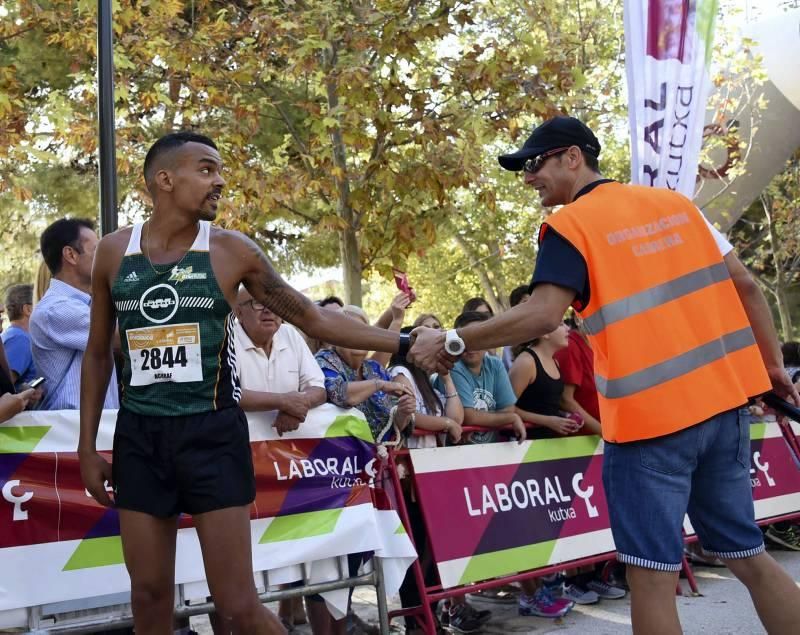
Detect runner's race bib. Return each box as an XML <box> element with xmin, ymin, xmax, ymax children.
<box><xmin>126</xmin><ymin>323</ymin><xmax>203</xmax><ymax>386</ymax></box>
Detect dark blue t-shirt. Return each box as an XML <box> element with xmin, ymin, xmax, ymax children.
<box><xmin>528</xmin><ymin>179</ymin><xmax>616</xmax><ymax>308</ymax></box>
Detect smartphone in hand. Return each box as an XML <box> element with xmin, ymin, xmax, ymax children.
<box><xmin>392</xmin><ymin>268</ymin><xmax>417</xmax><ymax>302</ymax></box>
<box><xmin>28</xmin><ymin>377</ymin><xmax>46</xmax><ymax>389</ymax></box>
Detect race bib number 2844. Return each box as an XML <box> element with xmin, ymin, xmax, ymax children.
<box><xmin>126</xmin><ymin>323</ymin><xmax>203</xmax><ymax>386</ymax></box>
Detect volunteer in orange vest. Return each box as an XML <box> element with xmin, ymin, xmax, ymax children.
<box><xmin>408</xmin><ymin>116</ymin><xmax>800</xmax><ymax>635</ymax></box>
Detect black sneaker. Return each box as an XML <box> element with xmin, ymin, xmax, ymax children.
<box><xmin>447</xmin><ymin>603</ymin><xmax>484</xmax><ymax>634</ymax></box>
<box><xmin>765</xmin><ymin>525</ymin><xmax>800</xmax><ymax>551</ymax></box>
<box><xmin>439</xmin><ymin>600</ymin><xmax>450</xmax><ymax>627</ymax></box>
<box><xmin>460</xmin><ymin>602</ymin><xmax>491</xmax><ymax>624</ymax></box>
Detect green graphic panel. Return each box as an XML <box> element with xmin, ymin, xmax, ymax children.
<box><xmin>0</xmin><ymin>426</ymin><xmax>51</xmax><ymax>453</ymax></box>
<box><xmin>750</xmin><ymin>422</ymin><xmax>767</xmax><ymax>441</ymax></box>
<box><xmin>395</xmin><ymin>523</ymin><xmax>407</xmax><ymax>535</ymax></box>
<box><xmin>458</xmin><ymin>540</ymin><xmax>557</xmax><ymax>585</ymax></box>
<box><xmin>325</xmin><ymin>415</ymin><xmax>374</xmax><ymax>443</ymax></box>
<box><xmin>260</xmin><ymin>508</ymin><xmax>343</xmax><ymax>543</ymax></box>
<box><xmin>522</xmin><ymin>435</ymin><xmax>600</xmax><ymax>464</ymax></box>
<box><xmin>63</xmin><ymin>536</ymin><xmax>124</xmax><ymax>571</ymax></box>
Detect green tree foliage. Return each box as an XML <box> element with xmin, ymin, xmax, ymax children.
<box><xmin>729</xmin><ymin>150</ymin><xmax>800</xmax><ymax>341</ymax></box>
<box><xmin>0</xmin><ymin>0</ymin><xmax>628</xmax><ymax>306</ymax></box>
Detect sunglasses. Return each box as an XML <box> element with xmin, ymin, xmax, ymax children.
<box><xmin>523</xmin><ymin>147</ymin><xmax>570</xmax><ymax>174</ymax></box>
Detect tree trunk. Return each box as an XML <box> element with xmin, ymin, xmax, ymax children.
<box><xmin>453</xmin><ymin>234</ymin><xmax>504</xmax><ymax>313</ymax></box>
<box><xmin>324</xmin><ymin>44</ymin><xmax>362</xmax><ymax>305</ymax></box>
<box><xmin>763</xmin><ymin>194</ymin><xmax>794</xmax><ymax>339</ymax></box>
<box><xmin>339</xmin><ymin>226</ymin><xmax>362</xmax><ymax>306</ymax></box>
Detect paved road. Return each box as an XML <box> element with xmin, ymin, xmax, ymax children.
<box><xmin>190</xmin><ymin>549</ymin><xmax>800</xmax><ymax>634</ymax></box>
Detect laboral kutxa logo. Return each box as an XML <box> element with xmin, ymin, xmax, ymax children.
<box><xmin>140</xmin><ymin>284</ymin><xmax>179</xmax><ymax>324</ymax></box>
<box><xmin>169</xmin><ymin>265</ymin><xmax>207</xmax><ymax>283</ymax></box>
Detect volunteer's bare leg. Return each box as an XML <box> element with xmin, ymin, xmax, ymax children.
<box><xmin>724</xmin><ymin>552</ymin><xmax>800</xmax><ymax>634</ymax></box>
<box><xmin>626</xmin><ymin>565</ymin><xmax>681</xmax><ymax>635</ymax></box>
<box><xmin>195</xmin><ymin>505</ymin><xmax>286</xmax><ymax>635</ymax></box>
<box><xmin>119</xmin><ymin>510</ymin><xmax>179</xmax><ymax>635</ymax></box>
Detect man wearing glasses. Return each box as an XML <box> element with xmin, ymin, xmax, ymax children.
<box><xmin>233</xmin><ymin>286</ymin><xmax>325</xmax><ymax>437</ymax></box>
<box><xmin>30</xmin><ymin>218</ymin><xmax>119</xmax><ymax>410</ymax></box>
<box><xmin>409</xmin><ymin>116</ymin><xmax>800</xmax><ymax>634</ymax></box>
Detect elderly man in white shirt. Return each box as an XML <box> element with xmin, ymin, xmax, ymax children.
<box><xmin>234</xmin><ymin>286</ymin><xmax>326</xmax><ymax>435</ymax></box>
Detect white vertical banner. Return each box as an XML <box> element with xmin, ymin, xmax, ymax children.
<box><xmin>625</xmin><ymin>0</ymin><xmax>718</xmax><ymax>198</ymax></box>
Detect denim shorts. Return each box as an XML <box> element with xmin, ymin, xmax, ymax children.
<box><xmin>602</xmin><ymin>408</ymin><xmax>765</xmax><ymax>571</ymax></box>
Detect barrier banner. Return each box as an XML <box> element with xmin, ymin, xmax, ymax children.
<box><xmin>684</xmin><ymin>419</ymin><xmax>800</xmax><ymax>535</ymax></box>
<box><xmin>625</xmin><ymin>0</ymin><xmax>718</xmax><ymax>197</ymax></box>
<box><xmin>0</xmin><ymin>405</ymin><xmax>415</xmax><ymax>614</ymax></box>
<box><xmin>410</xmin><ymin>436</ymin><xmax>613</xmax><ymax>589</ymax></box>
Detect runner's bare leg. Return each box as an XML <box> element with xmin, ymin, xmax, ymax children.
<box><xmin>119</xmin><ymin>510</ymin><xmax>179</xmax><ymax>635</ymax></box>
<box><xmin>195</xmin><ymin>505</ymin><xmax>286</xmax><ymax>634</ymax></box>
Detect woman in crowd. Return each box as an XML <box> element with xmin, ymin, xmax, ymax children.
<box><xmin>412</xmin><ymin>313</ymin><xmax>442</xmax><ymax>331</ymax></box>
<box><xmin>461</xmin><ymin>297</ymin><xmax>493</xmax><ymax>316</ymax></box>
<box><xmin>510</xmin><ymin>323</ymin><xmax>581</xmax><ymax>439</ymax></box>
<box><xmin>311</xmin><ymin>305</ymin><xmax>416</xmax><ymax>635</ymax></box>
<box><xmin>389</xmin><ymin>326</ymin><xmax>463</xmax><ymax>448</ymax></box>
<box><xmin>315</xmin><ymin>305</ymin><xmax>416</xmax><ymax>443</ymax></box>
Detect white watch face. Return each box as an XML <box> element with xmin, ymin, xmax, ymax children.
<box><xmin>445</xmin><ymin>334</ymin><xmax>465</xmax><ymax>355</ymax></box>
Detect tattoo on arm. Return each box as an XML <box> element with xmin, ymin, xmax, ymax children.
<box><xmin>250</xmin><ymin>249</ymin><xmax>313</xmax><ymax>323</ymax></box>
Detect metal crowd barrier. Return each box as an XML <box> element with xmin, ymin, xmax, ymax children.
<box><xmin>383</xmin><ymin>416</ymin><xmax>800</xmax><ymax>634</ymax></box>
<box><xmin>22</xmin><ymin>555</ymin><xmax>390</xmax><ymax>634</ymax></box>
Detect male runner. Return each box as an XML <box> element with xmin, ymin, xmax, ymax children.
<box><xmin>79</xmin><ymin>132</ymin><xmax>412</xmax><ymax>635</ymax></box>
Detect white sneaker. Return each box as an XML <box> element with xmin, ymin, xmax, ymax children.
<box><xmin>560</xmin><ymin>583</ymin><xmax>599</xmax><ymax>605</ymax></box>
<box><xmin>587</xmin><ymin>578</ymin><xmax>627</xmax><ymax>600</ymax></box>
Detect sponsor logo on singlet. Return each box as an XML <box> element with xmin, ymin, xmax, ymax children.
<box><xmin>139</xmin><ymin>284</ymin><xmax>180</xmax><ymax>324</ymax></box>
<box><xmin>169</xmin><ymin>265</ymin><xmax>207</xmax><ymax>283</ymax></box>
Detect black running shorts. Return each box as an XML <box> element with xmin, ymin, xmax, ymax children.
<box><xmin>112</xmin><ymin>406</ymin><xmax>256</xmax><ymax>517</ymax></box>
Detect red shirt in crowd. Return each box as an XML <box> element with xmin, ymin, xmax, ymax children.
<box><xmin>554</xmin><ymin>328</ymin><xmax>600</xmax><ymax>422</ymax></box>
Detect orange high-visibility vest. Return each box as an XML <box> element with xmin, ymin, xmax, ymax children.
<box><xmin>541</xmin><ymin>182</ymin><xmax>770</xmax><ymax>443</ymax></box>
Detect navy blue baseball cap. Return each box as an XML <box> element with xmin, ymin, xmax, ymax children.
<box><xmin>498</xmin><ymin>116</ymin><xmax>601</xmax><ymax>171</ymax></box>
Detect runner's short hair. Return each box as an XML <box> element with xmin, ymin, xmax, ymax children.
<box><xmin>143</xmin><ymin>131</ymin><xmax>218</xmax><ymax>185</ymax></box>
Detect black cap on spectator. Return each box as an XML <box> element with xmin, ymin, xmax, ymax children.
<box><xmin>498</xmin><ymin>116</ymin><xmax>601</xmax><ymax>172</ymax></box>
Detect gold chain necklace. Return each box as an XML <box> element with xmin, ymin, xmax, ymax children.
<box><xmin>143</xmin><ymin>220</ymin><xmax>194</xmax><ymax>276</ymax></box>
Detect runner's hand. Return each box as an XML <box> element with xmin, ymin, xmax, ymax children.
<box><xmin>408</xmin><ymin>327</ymin><xmax>452</xmax><ymax>374</ymax></box>
<box><xmin>274</xmin><ymin>411</ymin><xmax>303</xmax><ymax>436</ymax></box>
<box><xmin>79</xmin><ymin>450</ymin><xmax>114</xmax><ymax>507</ymax></box>
<box><xmin>767</xmin><ymin>366</ymin><xmax>800</xmax><ymax>406</ymax></box>
<box><xmin>279</xmin><ymin>391</ymin><xmax>312</xmax><ymax>420</ymax></box>
<box><xmin>544</xmin><ymin>415</ymin><xmax>579</xmax><ymax>436</ymax></box>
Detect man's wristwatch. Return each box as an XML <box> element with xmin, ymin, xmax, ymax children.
<box><xmin>444</xmin><ymin>329</ymin><xmax>466</xmax><ymax>356</ymax></box>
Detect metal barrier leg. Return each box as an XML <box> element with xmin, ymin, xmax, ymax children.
<box><xmin>680</xmin><ymin>555</ymin><xmax>700</xmax><ymax>596</ymax></box>
<box><xmin>372</xmin><ymin>557</ymin><xmax>391</xmax><ymax>635</ymax></box>
<box><xmin>384</xmin><ymin>452</ymin><xmax>437</xmax><ymax>634</ymax></box>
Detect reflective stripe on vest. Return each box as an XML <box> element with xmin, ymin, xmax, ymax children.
<box><xmin>595</xmin><ymin>326</ymin><xmax>757</xmax><ymax>399</ymax></box>
<box><xmin>541</xmin><ymin>182</ymin><xmax>771</xmax><ymax>441</ymax></box>
<box><xmin>582</xmin><ymin>262</ymin><xmax>730</xmax><ymax>336</ymax></box>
